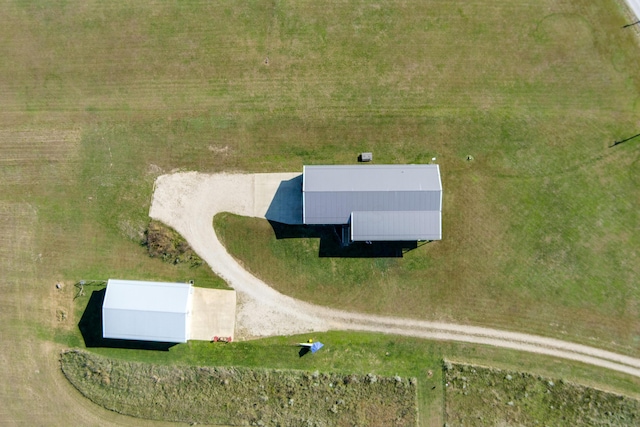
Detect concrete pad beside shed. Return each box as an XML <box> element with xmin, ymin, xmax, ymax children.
<box><xmin>190</xmin><ymin>288</ymin><xmax>237</xmax><ymax>341</ymax></box>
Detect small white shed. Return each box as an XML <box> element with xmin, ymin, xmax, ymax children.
<box><xmin>102</xmin><ymin>279</ymin><xmax>194</xmax><ymax>343</ymax></box>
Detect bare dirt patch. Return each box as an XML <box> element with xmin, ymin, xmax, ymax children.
<box><xmin>208</xmin><ymin>144</ymin><xmax>230</xmax><ymax>154</ymax></box>
<box><xmin>143</xmin><ymin>220</ymin><xmax>203</xmax><ymax>267</ymax></box>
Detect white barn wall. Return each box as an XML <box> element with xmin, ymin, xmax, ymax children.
<box><xmin>102</xmin><ymin>279</ymin><xmax>193</xmax><ymax>343</ymax></box>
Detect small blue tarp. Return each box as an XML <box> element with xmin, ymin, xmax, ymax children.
<box><xmin>310</xmin><ymin>342</ymin><xmax>324</xmax><ymax>353</ymax></box>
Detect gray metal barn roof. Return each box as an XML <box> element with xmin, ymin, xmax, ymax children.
<box><xmin>350</xmin><ymin>211</ymin><xmax>442</xmax><ymax>241</ymax></box>
<box><xmin>102</xmin><ymin>279</ymin><xmax>193</xmax><ymax>343</ymax></box>
<box><xmin>302</xmin><ymin>164</ymin><xmax>442</xmax><ymax>240</ymax></box>
<box><xmin>303</xmin><ymin>164</ymin><xmax>442</xmax><ymax>193</ymax></box>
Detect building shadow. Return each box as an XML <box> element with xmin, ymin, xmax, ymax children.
<box><xmin>611</xmin><ymin>132</ymin><xmax>640</xmax><ymax>147</ymax></box>
<box><xmin>265</xmin><ymin>175</ymin><xmax>303</xmax><ymax>225</ymax></box>
<box><xmin>299</xmin><ymin>346</ymin><xmax>311</xmax><ymax>357</ymax></box>
<box><xmin>268</xmin><ymin>220</ymin><xmax>326</xmax><ymax>240</ymax></box>
<box><xmin>78</xmin><ymin>288</ymin><xmax>176</xmax><ymax>351</ymax></box>
<box><xmin>264</xmin><ymin>175</ymin><xmax>429</xmax><ymax>258</ymax></box>
<box><xmin>268</xmin><ymin>220</ymin><xmax>423</xmax><ymax>258</ymax></box>
<box><xmin>318</xmin><ymin>235</ymin><xmax>419</xmax><ymax>258</ymax></box>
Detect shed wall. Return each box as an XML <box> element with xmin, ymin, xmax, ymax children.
<box><xmin>103</xmin><ymin>308</ymin><xmax>189</xmax><ymax>342</ymax></box>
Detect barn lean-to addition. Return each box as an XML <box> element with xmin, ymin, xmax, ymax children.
<box><xmin>302</xmin><ymin>164</ymin><xmax>442</xmax><ymax>243</ymax></box>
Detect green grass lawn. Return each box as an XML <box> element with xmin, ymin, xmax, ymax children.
<box><xmin>201</xmin><ymin>0</ymin><xmax>640</xmax><ymax>355</ymax></box>
<box><xmin>1</xmin><ymin>0</ymin><xmax>640</xmax><ymax>424</ymax></box>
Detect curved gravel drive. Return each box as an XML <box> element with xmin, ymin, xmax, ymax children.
<box><xmin>149</xmin><ymin>171</ymin><xmax>640</xmax><ymax>378</ymax></box>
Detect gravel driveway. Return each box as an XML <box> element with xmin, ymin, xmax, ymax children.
<box><xmin>149</xmin><ymin>171</ymin><xmax>640</xmax><ymax>378</ymax></box>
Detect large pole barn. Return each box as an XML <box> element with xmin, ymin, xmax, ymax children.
<box><xmin>302</xmin><ymin>164</ymin><xmax>442</xmax><ymax>243</ymax></box>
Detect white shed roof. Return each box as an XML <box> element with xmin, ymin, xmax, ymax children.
<box><xmin>102</xmin><ymin>279</ymin><xmax>193</xmax><ymax>343</ymax></box>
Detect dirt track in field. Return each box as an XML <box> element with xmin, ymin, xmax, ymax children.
<box><xmin>149</xmin><ymin>171</ymin><xmax>640</xmax><ymax>379</ymax></box>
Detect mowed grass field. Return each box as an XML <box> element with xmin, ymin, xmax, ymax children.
<box><xmin>0</xmin><ymin>0</ymin><xmax>639</xmax><ymax>425</ymax></box>
<box><xmin>211</xmin><ymin>0</ymin><xmax>640</xmax><ymax>355</ymax></box>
